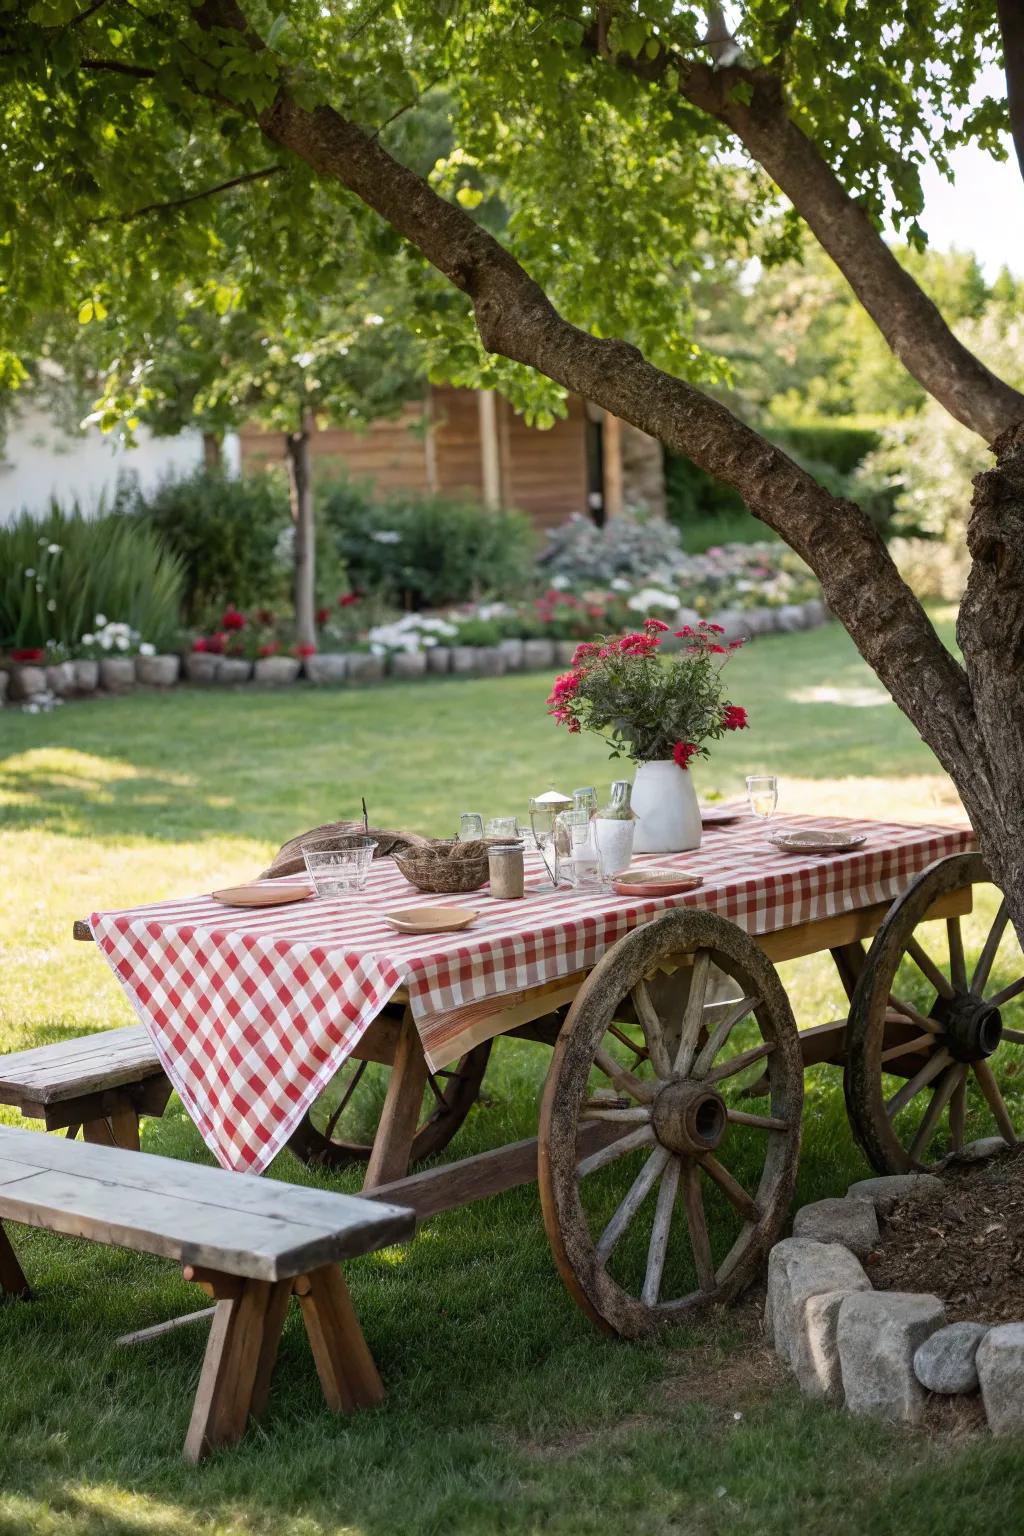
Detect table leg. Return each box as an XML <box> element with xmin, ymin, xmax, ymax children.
<box><xmin>362</xmin><ymin>1009</ymin><xmax>428</xmax><ymax>1189</ymax></box>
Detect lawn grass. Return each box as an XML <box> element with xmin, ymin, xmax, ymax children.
<box><xmin>1</xmin><ymin>611</ymin><xmax>1023</xmax><ymax>1535</ymax></box>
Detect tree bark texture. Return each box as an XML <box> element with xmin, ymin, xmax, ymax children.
<box><xmin>998</xmin><ymin>0</ymin><xmax>1024</xmax><ymax>186</ymax></box>
<box><xmin>285</xmin><ymin>408</ymin><xmax>316</xmax><ymax>651</ymax></box>
<box><xmin>191</xmin><ymin>1</ymin><xmax>1024</xmax><ymax>942</ymax></box>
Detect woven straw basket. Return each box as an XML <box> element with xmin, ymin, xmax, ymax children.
<box><xmin>394</xmin><ymin>838</ymin><xmax>491</xmax><ymax>893</ymax></box>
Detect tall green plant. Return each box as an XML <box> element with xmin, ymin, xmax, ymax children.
<box><xmin>0</xmin><ymin>500</ymin><xmax>184</xmax><ymax>652</ymax></box>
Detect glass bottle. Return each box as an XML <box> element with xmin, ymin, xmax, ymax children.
<box><xmin>594</xmin><ymin>780</ymin><xmax>636</xmax><ymax>876</ymax></box>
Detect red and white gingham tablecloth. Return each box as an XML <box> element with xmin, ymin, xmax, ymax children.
<box><xmin>90</xmin><ymin>814</ymin><xmax>974</xmax><ymax>1175</ymax></box>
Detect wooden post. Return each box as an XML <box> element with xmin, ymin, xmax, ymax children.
<box><xmin>423</xmin><ymin>389</ymin><xmax>439</xmax><ymax>493</ymax></box>
<box><xmin>603</xmin><ymin>411</ymin><xmax>624</xmax><ymax>518</ymax></box>
<box><xmin>286</xmin><ymin>406</ymin><xmax>317</xmax><ymax>651</ymax></box>
<box><xmin>478</xmin><ymin>390</ymin><xmax>501</xmax><ymax>510</ymax></box>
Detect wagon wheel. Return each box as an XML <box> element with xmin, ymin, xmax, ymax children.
<box><xmin>845</xmin><ymin>852</ymin><xmax>1024</xmax><ymax>1174</ymax></box>
<box><xmin>288</xmin><ymin>1035</ymin><xmax>492</xmax><ymax>1170</ymax></box>
<box><xmin>539</xmin><ymin>909</ymin><xmax>803</xmax><ymax>1338</ymax></box>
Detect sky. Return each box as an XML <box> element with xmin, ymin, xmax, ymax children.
<box><xmin>916</xmin><ymin>138</ymin><xmax>1024</xmax><ymax>279</ymax></box>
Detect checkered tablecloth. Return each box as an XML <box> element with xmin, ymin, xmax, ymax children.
<box><xmin>90</xmin><ymin>814</ymin><xmax>974</xmax><ymax>1174</ymax></box>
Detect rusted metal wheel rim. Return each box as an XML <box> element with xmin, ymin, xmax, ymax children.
<box><xmin>288</xmin><ymin>1039</ymin><xmax>492</xmax><ymax>1169</ymax></box>
<box><xmin>539</xmin><ymin>908</ymin><xmax>803</xmax><ymax>1338</ymax></box>
<box><xmin>844</xmin><ymin>853</ymin><xmax>1024</xmax><ymax>1174</ymax></box>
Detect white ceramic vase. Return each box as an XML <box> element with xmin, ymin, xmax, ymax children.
<box><xmin>631</xmin><ymin>759</ymin><xmax>702</xmax><ymax>854</ymax></box>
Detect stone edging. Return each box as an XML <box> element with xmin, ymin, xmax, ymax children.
<box><xmin>767</xmin><ymin>1157</ymin><xmax>1023</xmax><ymax>1433</ymax></box>
<box><xmin>0</xmin><ymin>598</ymin><xmax>829</xmax><ymax>708</ymax></box>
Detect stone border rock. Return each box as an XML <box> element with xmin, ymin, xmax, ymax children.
<box><xmin>767</xmin><ymin>1162</ymin><xmax>1023</xmax><ymax>1434</ymax></box>
<box><xmin>1</xmin><ymin>597</ymin><xmax>830</xmax><ymax>709</ymax></box>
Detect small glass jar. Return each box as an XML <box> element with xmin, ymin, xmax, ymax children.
<box><xmin>488</xmin><ymin>842</ymin><xmax>525</xmax><ymax>899</ymax></box>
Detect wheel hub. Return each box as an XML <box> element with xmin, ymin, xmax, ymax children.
<box><xmin>651</xmin><ymin>1079</ymin><xmax>727</xmax><ymax>1156</ymax></box>
<box><xmin>930</xmin><ymin>992</ymin><xmax>1003</xmax><ymax>1062</ymax></box>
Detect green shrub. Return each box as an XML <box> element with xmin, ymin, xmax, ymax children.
<box><xmin>0</xmin><ymin>498</ymin><xmax>184</xmax><ymax>652</ymax></box>
<box><xmin>770</xmin><ymin>423</ymin><xmax>881</xmax><ymax>476</ymax></box>
<box><xmin>139</xmin><ymin>469</ymin><xmax>290</xmax><ymax>623</ymax></box>
<box><xmin>320</xmin><ymin>479</ymin><xmax>535</xmax><ymax>609</ymax></box>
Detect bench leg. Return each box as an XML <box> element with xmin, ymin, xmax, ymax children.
<box><xmin>81</xmin><ymin>1106</ymin><xmax>141</xmax><ymax>1151</ymax></box>
<box><xmin>183</xmin><ymin>1276</ymin><xmax>291</xmax><ymax>1464</ymax></box>
<box><xmin>295</xmin><ymin>1265</ymin><xmax>385</xmax><ymax>1413</ymax></box>
<box><xmin>0</xmin><ymin>1221</ymin><xmax>30</xmax><ymax>1300</ymax></box>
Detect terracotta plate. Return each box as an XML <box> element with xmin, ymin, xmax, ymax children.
<box><xmin>210</xmin><ymin>882</ymin><xmax>314</xmax><ymax>907</ymax></box>
<box><xmin>612</xmin><ymin>869</ymin><xmax>704</xmax><ymax>897</ymax></box>
<box><xmin>700</xmin><ymin>805</ymin><xmax>744</xmax><ymax>826</ymax></box>
<box><xmin>384</xmin><ymin>905</ymin><xmax>479</xmax><ymax>933</ymax></box>
<box><xmin>768</xmin><ymin>830</ymin><xmax>866</xmax><ymax>854</ymax></box>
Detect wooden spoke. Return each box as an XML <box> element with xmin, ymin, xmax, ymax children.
<box><xmin>630</xmin><ymin>980</ymin><xmax>673</xmax><ymax>1078</ymax></box>
<box><xmin>579</xmin><ymin>1105</ymin><xmax>651</xmax><ymax>1124</ymax></box>
<box><xmin>607</xmin><ymin>1022</ymin><xmax>647</xmax><ymax>1061</ymax></box>
<box><xmin>674</xmin><ymin>949</ymin><xmax>712</xmax><ymax>1078</ymax></box>
<box><xmin>705</xmin><ymin>1040</ymin><xmax>775</xmax><ymax>1085</ymax></box>
<box><xmin>726</xmin><ymin>1108</ymin><xmax>789</xmax><ymax>1132</ymax></box>
<box><xmin>880</xmin><ymin>1032</ymin><xmax>936</xmax><ymax>1064</ymax></box>
<box><xmin>576</xmin><ymin>1123</ymin><xmax>656</xmax><ymax>1179</ymax></box>
<box><xmin>321</xmin><ymin>1059</ymin><xmax>368</xmax><ymax>1144</ymax></box>
<box><xmin>681</xmin><ymin>1158</ymin><xmax>716</xmax><ymax>1292</ymax></box>
<box><xmin>949</xmin><ymin>1067</ymin><xmax>967</xmax><ymax>1153</ymax></box>
<box><xmin>973</xmin><ymin>1059</ymin><xmax>1018</xmax><ymax>1145</ymax></box>
<box><xmin>946</xmin><ymin>918</ymin><xmax>967</xmax><ymax>993</ymax></box>
<box><xmin>886</xmin><ymin>1047</ymin><xmax>952</xmax><ymax>1120</ymax></box>
<box><xmin>989</xmin><ymin>975</ymin><xmax>1024</xmax><ymax>1009</ymax></box>
<box><xmin>595</xmin><ymin>1147</ymin><xmax>671</xmax><ymax>1267</ymax></box>
<box><xmin>699</xmin><ymin>1153</ymin><xmax>759</xmax><ymax>1223</ymax></box>
<box><xmin>972</xmin><ymin>900</ymin><xmax>1009</xmax><ymax>995</ymax></box>
<box><xmin>904</xmin><ymin>936</ymin><xmax>955</xmax><ymax>1000</ymax></box>
<box><xmin>640</xmin><ymin>1157</ymin><xmax>681</xmax><ymax>1307</ymax></box>
<box><xmin>887</xmin><ymin>995</ymin><xmax>941</xmax><ymax>1034</ymax></box>
<box><xmin>908</xmin><ymin>1063</ymin><xmax>962</xmax><ymax>1164</ymax></box>
<box><xmin>692</xmin><ymin>995</ymin><xmax>760</xmax><ymax>1079</ymax></box>
<box><xmin>1001</xmin><ymin>1028</ymin><xmax>1024</xmax><ymax>1045</ymax></box>
<box><xmin>593</xmin><ymin>1047</ymin><xmax>656</xmax><ymax>1103</ymax></box>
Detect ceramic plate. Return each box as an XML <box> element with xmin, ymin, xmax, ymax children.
<box><xmin>700</xmin><ymin>804</ymin><xmax>744</xmax><ymax>826</ymax></box>
<box><xmin>768</xmin><ymin>830</ymin><xmax>866</xmax><ymax>854</ymax></box>
<box><xmin>384</xmin><ymin>905</ymin><xmax>478</xmax><ymax>933</ymax></box>
<box><xmin>211</xmin><ymin>882</ymin><xmax>314</xmax><ymax>907</ymax></box>
<box><xmin>612</xmin><ymin>869</ymin><xmax>704</xmax><ymax>897</ymax></box>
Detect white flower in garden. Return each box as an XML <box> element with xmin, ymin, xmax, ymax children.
<box><xmin>100</xmin><ymin>633</ymin><xmax>112</xmax><ymax>649</ymax></box>
<box><xmin>95</xmin><ymin>613</ymin><xmax>107</xmax><ymax>627</ymax></box>
<box><xmin>116</xmin><ymin>635</ymin><xmax>129</xmax><ymax>651</ymax></box>
<box><xmin>25</xmin><ymin>568</ymin><xmax>35</xmax><ymax>579</ymax></box>
<box><xmin>370</xmin><ymin>529</ymin><xmax>401</xmax><ymax>545</ymax></box>
<box><xmin>550</xmin><ymin>575</ymin><xmax>570</xmax><ymax>590</ymax></box>
<box><xmin>610</xmin><ymin>577</ymin><xmax>631</xmax><ymax>592</ymax></box>
<box><xmin>47</xmin><ymin>543</ymin><xmax>61</xmax><ymax>555</ymax></box>
<box><xmin>81</xmin><ymin>634</ymin><xmax>94</xmax><ymax>646</ymax></box>
<box><xmin>139</xmin><ymin>642</ymin><xmax>155</xmax><ymax>657</ymax></box>
<box><xmin>38</xmin><ymin>537</ymin><xmax>47</xmax><ymax>547</ymax></box>
<box><xmin>627</xmin><ymin>587</ymin><xmax>679</xmax><ymax>612</ymax></box>
<box><xmin>46</xmin><ymin>598</ymin><xmax>56</xmax><ymax>611</ymax></box>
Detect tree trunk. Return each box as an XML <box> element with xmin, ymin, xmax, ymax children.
<box><xmin>202</xmin><ymin>430</ymin><xmax>223</xmax><ymax>471</ymax></box>
<box><xmin>285</xmin><ymin>409</ymin><xmax>316</xmax><ymax>651</ymax></box>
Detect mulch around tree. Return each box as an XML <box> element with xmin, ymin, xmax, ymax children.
<box><xmin>868</xmin><ymin>1146</ymin><xmax>1024</xmax><ymax>1324</ymax></box>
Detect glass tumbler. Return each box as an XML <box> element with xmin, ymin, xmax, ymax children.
<box><xmin>303</xmin><ymin>836</ymin><xmax>378</xmax><ymax>896</ymax></box>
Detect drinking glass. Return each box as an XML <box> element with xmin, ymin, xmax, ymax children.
<box><xmin>486</xmin><ymin>816</ymin><xmax>519</xmax><ymax>839</ymax></box>
<box><xmin>459</xmin><ymin>812</ymin><xmax>484</xmax><ymax>842</ymax></box>
<box><xmin>566</xmin><ymin>809</ymin><xmax>604</xmax><ymax>892</ymax></box>
<box><xmin>746</xmin><ymin>775</ymin><xmax>779</xmax><ymax>823</ymax></box>
<box><xmin>303</xmin><ymin>836</ymin><xmax>378</xmax><ymax>896</ymax></box>
<box><xmin>529</xmin><ymin>794</ymin><xmax>570</xmax><ymax>890</ymax></box>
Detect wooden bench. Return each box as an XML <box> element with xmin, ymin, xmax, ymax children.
<box><xmin>0</xmin><ymin>1026</ymin><xmax>169</xmax><ymax>1148</ymax></box>
<box><xmin>0</xmin><ymin>1127</ymin><xmax>414</xmax><ymax>1461</ymax></box>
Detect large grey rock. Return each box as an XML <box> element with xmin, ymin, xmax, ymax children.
<box><xmin>802</xmin><ymin>598</ymin><xmax>827</xmax><ymax>628</ymax></box>
<box><xmin>217</xmin><ymin>656</ymin><xmax>252</xmax><ymax>684</ymax></box>
<box><xmin>0</xmin><ymin>669</ymin><xmax>7</xmax><ymax>705</ymax></box>
<box><xmin>426</xmin><ymin>646</ymin><xmax>451</xmax><ymax>674</ymax></box>
<box><xmin>792</xmin><ymin>1197</ymin><xmax>880</xmax><ymax>1259</ymax></box>
<box><xmin>498</xmin><ymin>637</ymin><xmax>525</xmax><ymax>671</ymax></box>
<box><xmin>766</xmin><ymin>1238</ymin><xmax>871</xmax><ymax>1369</ymax></box>
<box><xmin>913</xmin><ymin>1321</ymin><xmax>989</xmax><ymax>1395</ymax></box>
<box><xmin>977</xmin><ymin>1323</ymin><xmax>1024</xmax><ymax>1436</ymax></box>
<box><xmin>389</xmin><ymin>650</ymin><xmax>427</xmax><ymax>680</ymax></box>
<box><xmin>99</xmin><ymin>657</ymin><xmax>135</xmax><ymax>691</ymax></box>
<box><xmin>184</xmin><ymin>652</ymin><xmax>221</xmax><ymax>684</ymax></box>
<box><xmin>344</xmin><ymin>652</ymin><xmax>385</xmax><ymax>684</ymax></box>
<box><xmin>673</xmin><ymin>607</ymin><xmax>701</xmax><ymax>632</ymax></box>
<box><xmin>9</xmin><ymin>665</ymin><xmax>47</xmax><ymax>700</ymax></box>
<box><xmin>846</xmin><ymin>1173</ymin><xmax>944</xmax><ymax>1216</ymax></box>
<box><xmin>304</xmin><ymin>652</ymin><xmax>348</xmax><ymax>684</ymax></box>
<box><xmin>554</xmin><ymin>639</ymin><xmax>577</xmax><ymax>666</ymax></box>
<box><xmin>838</xmin><ymin>1292</ymin><xmax>946</xmax><ymax>1423</ymax></box>
<box><xmin>475</xmin><ymin>646</ymin><xmax>506</xmax><ymax>677</ymax></box>
<box><xmin>776</xmin><ymin>604</ymin><xmax>808</xmax><ymax>633</ymax></box>
<box><xmin>741</xmin><ymin>606</ymin><xmax>776</xmax><ymax>637</ymax></box>
<box><xmin>522</xmin><ymin>638</ymin><xmax>556</xmax><ymax>669</ymax></box>
<box><xmin>708</xmin><ymin>609</ymin><xmax>753</xmax><ymax>643</ymax></box>
<box><xmin>450</xmin><ymin>645</ymin><xmax>479</xmax><ymax>674</ymax></box>
<box><xmin>253</xmin><ymin>655</ymin><xmax>300</xmax><ymax>685</ymax></box>
<box><xmin>135</xmin><ymin>654</ymin><xmax>180</xmax><ymax>687</ymax></box>
<box><xmin>951</xmin><ymin>1136</ymin><xmax>1010</xmax><ymax>1165</ymax></box>
<box><xmin>72</xmin><ymin>658</ymin><xmax>99</xmax><ymax>692</ymax></box>
<box><xmin>796</xmin><ymin>1290</ymin><xmax>854</xmax><ymax>1403</ymax></box>
<box><xmin>45</xmin><ymin>661</ymin><xmax>76</xmax><ymax>696</ymax></box>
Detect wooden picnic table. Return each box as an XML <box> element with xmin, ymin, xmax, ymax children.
<box><xmin>77</xmin><ymin>813</ymin><xmax>1024</xmax><ymax>1336</ymax></box>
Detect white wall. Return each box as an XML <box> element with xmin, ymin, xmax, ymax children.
<box><xmin>0</xmin><ymin>402</ymin><xmax>211</xmax><ymax>523</ymax></box>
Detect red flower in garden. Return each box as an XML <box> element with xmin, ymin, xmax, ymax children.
<box><xmin>571</xmin><ymin>642</ymin><xmax>599</xmax><ymax>668</ymax></box>
<box><xmin>723</xmin><ymin>705</ymin><xmax>749</xmax><ymax>731</ymax></box>
<box><xmin>208</xmin><ymin>632</ymin><xmax>227</xmax><ymax>654</ymax></box>
<box><xmin>674</xmin><ymin>626</ymin><xmax>693</xmax><ymax>638</ymax></box>
<box><xmin>643</xmin><ymin>617</ymin><xmax>670</xmax><ymax>632</ymax></box>
<box><xmin>221</xmin><ymin>606</ymin><xmax>245</xmax><ymax>631</ymax></box>
<box><xmin>338</xmin><ymin>592</ymin><xmax>362</xmax><ymax>608</ymax></box>
<box><xmin>192</xmin><ymin>637</ymin><xmax>208</xmax><ymax>653</ymax></box>
<box><xmin>707</xmin><ymin>643</ymin><xmax>727</xmax><ymax>654</ymax></box>
<box><xmin>673</xmin><ymin>741</ymin><xmax>698</xmax><ymax>770</ymax></box>
<box><xmin>258</xmin><ymin>642</ymin><xmax>279</xmax><ymax>658</ymax></box>
<box><xmin>702</xmin><ymin>622</ymin><xmax>726</xmax><ymax>634</ymax></box>
<box><xmin>296</xmin><ymin>644</ymin><xmax>316</xmax><ymax>658</ymax></box>
<box><xmin>729</xmin><ymin>638</ymin><xmax>747</xmax><ymax>650</ymax></box>
<box><xmin>257</xmin><ymin>608</ymin><xmax>275</xmax><ymax>625</ymax></box>
<box><xmin>11</xmin><ymin>647</ymin><xmax>44</xmax><ymax>662</ymax></box>
<box><xmin>619</xmin><ymin>632</ymin><xmax>659</xmax><ymax>656</ymax></box>
<box><xmin>316</xmin><ymin>607</ymin><xmax>331</xmax><ymax>626</ymax></box>
<box><xmin>587</xmin><ymin>604</ymin><xmax>606</xmax><ymax>619</ymax></box>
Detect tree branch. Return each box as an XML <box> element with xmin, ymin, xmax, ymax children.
<box><xmin>80</xmin><ymin>56</ymin><xmax>155</xmax><ymax>77</ymax></box>
<box><xmin>180</xmin><ymin>0</ymin><xmax>979</xmax><ymax>792</ymax></box>
<box><xmin>92</xmin><ymin>164</ymin><xmax>283</xmax><ymax>223</ymax></box>
<box><xmin>582</xmin><ymin>29</ymin><xmax>1024</xmax><ymax>445</ymax></box>
<box><xmin>998</xmin><ymin>0</ymin><xmax>1024</xmax><ymax>185</ymax></box>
